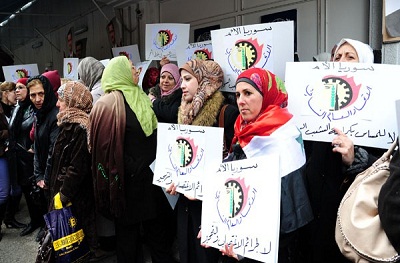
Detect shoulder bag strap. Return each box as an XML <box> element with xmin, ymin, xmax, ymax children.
<box><xmin>382</xmin><ymin>140</ymin><xmax>399</xmax><ymax>162</ymax></box>
<box><xmin>219</xmin><ymin>104</ymin><xmax>229</xmax><ymax>156</ymax></box>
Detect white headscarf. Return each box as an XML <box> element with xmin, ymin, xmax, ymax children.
<box><xmin>335</xmin><ymin>38</ymin><xmax>374</xmax><ymax>63</ymax></box>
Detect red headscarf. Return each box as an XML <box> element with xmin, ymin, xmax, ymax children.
<box><xmin>232</xmin><ymin>68</ymin><xmax>293</xmax><ymax>148</ymax></box>
<box><xmin>16</xmin><ymin>78</ymin><xmax>28</xmax><ymax>86</ymax></box>
<box><xmin>42</xmin><ymin>70</ymin><xmax>61</xmax><ymax>97</ymax></box>
<box><xmin>142</xmin><ymin>67</ymin><xmax>160</xmax><ymax>91</ymax></box>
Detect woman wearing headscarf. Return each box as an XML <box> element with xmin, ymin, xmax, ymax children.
<box><xmin>148</xmin><ymin>63</ymin><xmax>182</xmax><ymax>123</ymax></box>
<box><xmin>166</xmin><ymin>59</ymin><xmax>239</xmax><ymax>263</ymax></box>
<box><xmin>77</xmin><ymin>57</ymin><xmax>105</xmax><ymax>104</ymax></box>
<box><xmin>300</xmin><ymin>38</ymin><xmax>381</xmax><ymax>263</ymax></box>
<box><xmin>48</xmin><ymin>81</ymin><xmax>100</xmax><ymax>260</ymax></box>
<box><xmin>78</xmin><ymin>56</ymin><xmax>115</xmax><ymax>255</ymax></box>
<box><xmin>90</xmin><ymin>56</ymin><xmax>176</xmax><ymax>263</ymax></box>
<box><xmin>219</xmin><ymin>68</ymin><xmax>313</xmax><ymax>263</ymax></box>
<box><xmin>333</xmin><ymin>38</ymin><xmax>374</xmax><ymax>63</ymax></box>
<box><xmin>24</xmin><ymin>75</ymin><xmax>59</xmax><ymax>240</ymax></box>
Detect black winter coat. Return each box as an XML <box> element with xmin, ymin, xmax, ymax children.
<box><xmin>8</xmin><ymin>101</ymin><xmax>35</xmax><ymax>186</ymax></box>
<box><xmin>33</xmin><ymin>106</ymin><xmax>59</xmax><ymax>185</ymax></box>
<box><xmin>300</xmin><ymin>141</ymin><xmax>382</xmax><ymax>263</ymax></box>
<box><xmin>28</xmin><ymin>74</ymin><xmax>59</xmax><ymax>185</ymax></box>
<box><xmin>120</xmin><ymin>99</ymin><xmax>172</xmax><ymax>225</ymax></box>
<box><xmin>150</xmin><ymin>84</ymin><xmax>182</xmax><ymax>123</ymax></box>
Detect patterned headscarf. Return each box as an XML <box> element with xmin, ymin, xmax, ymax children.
<box><xmin>179</xmin><ymin>59</ymin><xmax>224</xmax><ymax>125</ymax></box>
<box><xmin>160</xmin><ymin>63</ymin><xmax>182</xmax><ymax>97</ymax></box>
<box><xmin>78</xmin><ymin>57</ymin><xmax>105</xmax><ymax>91</ymax></box>
<box><xmin>101</xmin><ymin>56</ymin><xmax>157</xmax><ymax>136</ymax></box>
<box><xmin>233</xmin><ymin>68</ymin><xmax>293</xmax><ymax>148</ymax></box>
<box><xmin>57</xmin><ymin>81</ymin><xmax>93</xmax><ymax>149</ymax></box>
<box><xmin>42</xmin><ymin>70</ymin><xmax>61</xmax><ymax>96</ymax></box>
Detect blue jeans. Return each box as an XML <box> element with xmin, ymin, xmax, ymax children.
<box><xmin>0</xmin><ymin>157</ymin><xmax>10</xmax><ymax>205</ymax></box>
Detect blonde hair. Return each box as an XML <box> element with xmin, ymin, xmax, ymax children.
<box><xmin>27</xmin><ymin>79</ymin><xmax>43</xmax><ymax>89</ymax></box>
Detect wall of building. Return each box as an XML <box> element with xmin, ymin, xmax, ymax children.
<box><xmin>13</xmin><ymin>5</ymin><xmax>116</xmax><ymax>73</ymax></box>
<box><xmin>158</xmin><ymin>0</ymin><xmax>370</xmax><ymax>62</ymax></box>
<box><xmin>13</xmin><ymin>0</ymin><xmax>395</xmax><ymax>75</ymax></box>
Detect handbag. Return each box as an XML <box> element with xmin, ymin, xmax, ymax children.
<box><xmin>29</xmin><ymin>178</ymin><xmax>43</xmax><ymax>206</ymax></box>
<box><xmin>335</xmin><ymin>140</ymin><xmax>400</xmax><ymax>263</ymax></box>
<box><xmin>35</xmin><ymin>229</ymin><xmax>54</xmax><ymax>263</ymax></box>
<box><xmin>378</xmin><ymin>141</ymin><xmax>400</xmax><ymax>254</ymax></box>
<box><xmin>44</xmin><ymin>193</ymin><xmax>90</xmax><ymax>263</ymax></box>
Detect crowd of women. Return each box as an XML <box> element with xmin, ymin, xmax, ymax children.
<box><xmin>0</xmin><ymin>37</ymin><xmax>396</xmax><ymax>263</ymax></box>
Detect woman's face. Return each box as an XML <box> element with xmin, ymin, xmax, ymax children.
<box><xmin>160</xmin><ymin>72</ymin><xmax>176</xmax><ymax>92</ymax></box>
<box><xmin>3</xmin><ymin>89</ymin><xmax>17</xmax><ymax>105</ymax></box>
<box><xmin>130</xmin><ymin>61</ymin><xmax>140</xmax><ymax>85</ymax></box>
<box><xmin>29</xmin><ymin>84</ymin><xmax>45</xmax><ymax>110</ymax></box>
<box><xmin>180</xmin><ymin>70</ymin><xmax>199</xmax><ymax>103</ymax></box>
<box><xmin>236</xmin><ymin>82</ymin><xmax>263</xmax><ymax>123</ymax></box>
<box><xmin>56</xmin><ymin>98</ymin><xmax>67</xmax><ymax>112</ymax></box>
<box><xmin>334</xmin><ymin>43</ymin><xmax>359</xmax><ymax>62</ymax></box>
<box><xmin>15</xmin><ymin>83</ymin><xmax>28</xmax><ymax>101</ymax></box>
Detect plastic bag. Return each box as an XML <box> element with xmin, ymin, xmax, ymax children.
<box><xmin>44</xmin><ymin>193</ymin><xmax>90</xmax><ymax>263</ymax></box>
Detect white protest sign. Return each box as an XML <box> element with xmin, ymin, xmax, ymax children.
<box><xmin>134</xmin><ymin>60</ymin><xmax>152</xmax><ymax>89</ymax></box>
<box><xmin>396</xmin><ymin>100</ymin><xmax>400</xmax><ymax>139</ymax></box>
<box><xmin>99</xmin><ymin>59</ymin><xmax>110</xmax><ymax>67</ymax></box>
<box><xmin>201</xmin><ymin>155</ymin><xmax>281</xmax><ymax>263</ymax></box>
<box><xmin>153</xmin><ymin>123</ymin><xmax>223</xmax><ymax>200</ymax></box>
<box><xmin>63</xmin><ymin>58</ymin><xmax>79</xmax><ymax>80</ymax></box>
<box><xmin>286</xmin><ymin>62</ymin><xmax>400</xmax><ymax>149</ymax></box>
<box><xmin>2</xmin><ymin>64</ymin><xmax>39</xmax><ymax>81</ymax></box>
<box><xmin>112</xmin><ymin>44</ymin><xmax>141</xmax><ymax>64</ymax></box>
<box><xmin>177</xmin><ymin>40</ymin><xmax>213</xmax><ymax>67</ymax></box>
<box><xmin>150</xmin><ymin>159</ymin><xmax>179</xmax><ymax>209</ymax></box>
<box><xmin>145</xmin><ymin>23</ymin><xmax>190</xmax><ymax>61</ymax></box>
<box><xmin>211</xmin><ymin>21</ymin><xmax>293</xmax><ymax>92</ymax></box>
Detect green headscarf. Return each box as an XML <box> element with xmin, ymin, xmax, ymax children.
<box><xmin>101</xmin><ymin>56</ymin><xmax>157</xmax><ymax>136</ymax></box>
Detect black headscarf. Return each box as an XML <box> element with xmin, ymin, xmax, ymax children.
<box><xmin>27</xmin><ymin>75</ymin><xmax>57</xmax><ymax>123</ymax></box>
